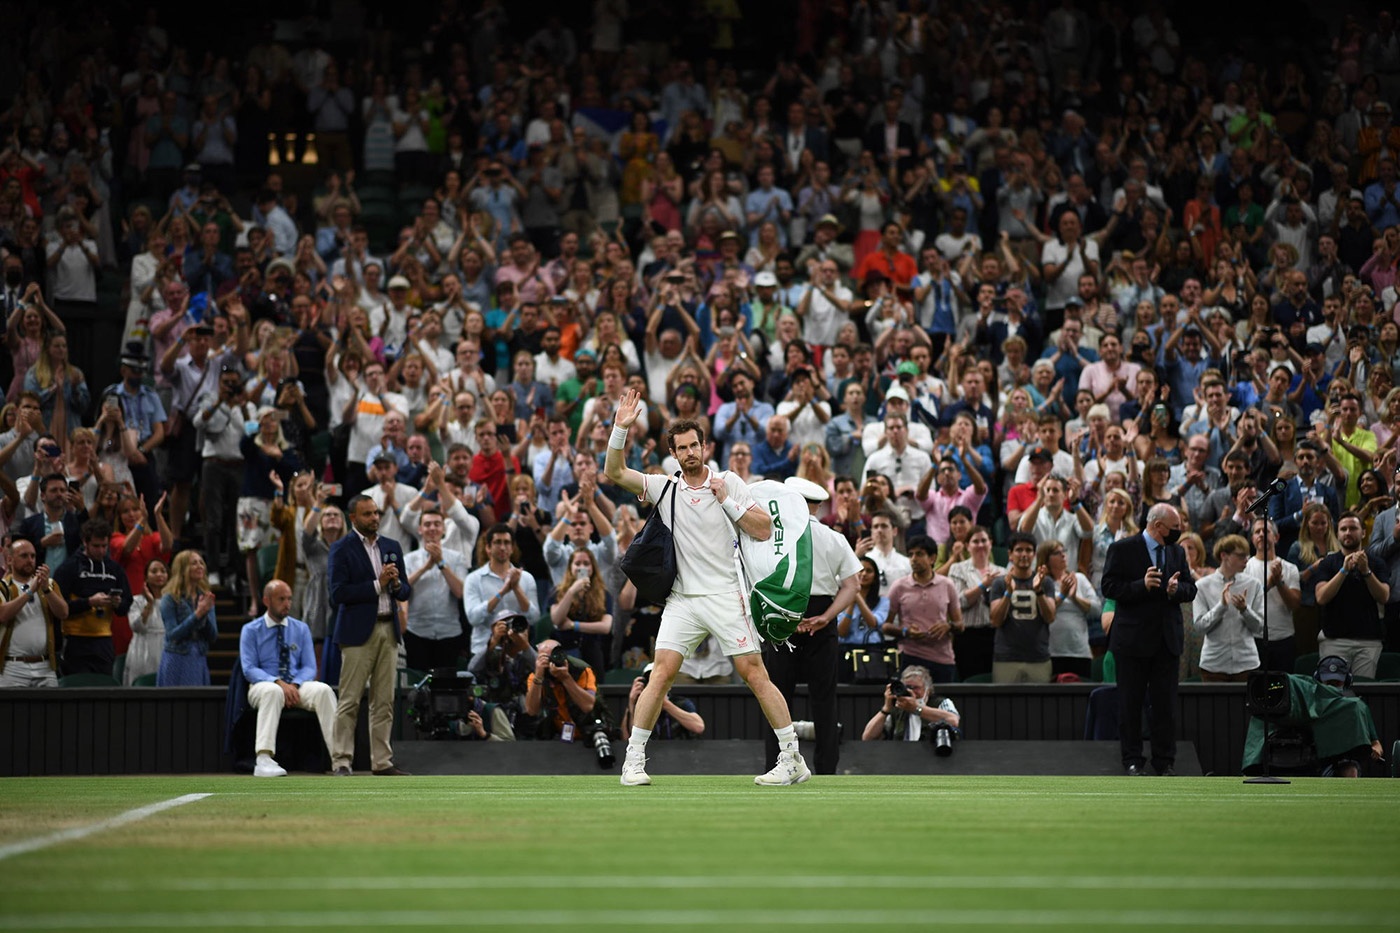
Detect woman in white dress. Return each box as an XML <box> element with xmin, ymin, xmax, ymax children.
<box><xmin>124</xmin><ymin>557</ymin><xmax>169</xmax><ymax>685</ymax></box>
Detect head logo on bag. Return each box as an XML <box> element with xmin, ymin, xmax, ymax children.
<box><xmin>734</xmin><ymin>481</ymin><xmax>813</xmax><ymax>644</ymax></box>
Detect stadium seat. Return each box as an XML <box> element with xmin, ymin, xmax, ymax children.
<box><xmin>111</xmin><ymin>654</ymin><xmax>126</xmax><ymax>686</ymax></box>
<box><xmin>132</xmin><ymin>673</ymin><xmax>157</xmax><ymax>686</ymax></box>
<box><xmin>1375</xmin><ymin>652</ymin><xmax>1400</xmax><ymax>681</ymax></box>
<box><xmin>603</xmin><ymin>668</ymin><xmax>645</xmax><ymax>684</ymax></box>
<box><xmin>256</xmin><ymin>544</ymin><xmax>280</xmax><ymax>585</ymax></box>
<box><xmin>1294</xmin><ymin>652</ymin><xmax>1320</xmax><ymax>677</ymax></box>
<box><xmin>963</xmin><ymin>672</ymin><xmax>993</xmax><ymax>684</ymax></box>
<box><xmin>532</xmin><ymin>616</ymin><xmax>555</xmax><ymax>644</ymax></box>
<box><xmin>1089</xmin><ymin>654</ymin><xmax>1104</xmax><ymax>683</ymax></box>
<box><xmin>59</xmin><ymin>673</ymin><xmax>119</xmax><ymax>687</ymax></box>
<box><xmin>399</xmin><ymin>668</ymin><xmax>429</xmax><ymax>690</ymax></box>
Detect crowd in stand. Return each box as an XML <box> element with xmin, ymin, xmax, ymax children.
<box><xmin>2</xmin><ymin>0</ymin><xmax>1400</xmax><ymax>694</ymax></box>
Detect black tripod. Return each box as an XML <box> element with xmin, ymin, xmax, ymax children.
<box><xmin>1244</xmin><ymin>480</ymin><xmax>1290</xmax><ymax>785</ymax></box>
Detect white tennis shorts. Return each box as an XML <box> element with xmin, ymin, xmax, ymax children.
<box><xmin>654</xmin><ymin>590</ymin><xmax>763</xmax><ymax>658</ymax></box>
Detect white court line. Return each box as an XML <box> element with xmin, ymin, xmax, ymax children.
<box><xmin>0</xmin><ymin>794</ymin><xmax>212</xmax><ymax>862</ymax></box>
<box><xmin>24</xmin><ymin>873</ymin><xmax>1400</xmax><ymax>894</ymax></box>
<box><xmin>0</xmin><ymin>908</ymin><xmax>1392</xmax><ymax>929</ymax></box>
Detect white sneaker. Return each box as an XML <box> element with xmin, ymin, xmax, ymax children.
<box><xmin>755</xmin><ymin>750</ymin><xmax>811</xmax><ymax>786</ymax></box>
<box><xmin>208</xmin><ymin>571</ymin><xmax>222</xmax><ymax>589</ymax></box>
<box><xmin>253</xmin><ymin>754</ymin><xmax>288</xmax><ymax>778</ymax></box>
<box><xmin>620</xmin><ymin>748</ymin><xmax>651</xmax><ymax>786</ymax></box>
<box><xmin>792</xmin><ymin>720</ymin><xmax>816</xmax><ymax>741</ymax></box>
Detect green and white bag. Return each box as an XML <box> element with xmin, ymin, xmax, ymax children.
<box><xmin>731</xmin><ymin>480</ymin><xmax>813</xmax><ymax>645</ymax></box>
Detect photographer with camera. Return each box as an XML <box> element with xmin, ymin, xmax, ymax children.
<box><xmin>861</xmin><ymin>665</ymin><xmax>960</xmax><ymax>751</ymax></box>
<box><xmin>622</xmin><ymin>662</ymin><xmax>704</xmax><ymax>740</ymax></box>
<box><xmin>467</xmin><ymin>610</ymin><xmax>536</xmax><ymax>712</ymax></box>
<box><xmin>524</xmin><ymin>637</ymin><xmax>616</xmax><ymax>765</ymax></box>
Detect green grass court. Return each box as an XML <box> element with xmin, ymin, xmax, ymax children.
<box><xmin>1</xmin><ymin>775</ymin><xmax>1397</xmax><ymax>931</ymax></box>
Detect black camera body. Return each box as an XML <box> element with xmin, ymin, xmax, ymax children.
<box><xmin>889</xmin><ymin>678</ymin><xmax>911</xmax><ymax>698</ymax></box>
<box><xmin>407</xmin><ymin>668</ymin><xmax>485</xmax><ymax>739</ymax></box>
<box><xmin>549</xmin><ymin>645</ymin><xmax>569</xmax><ymax>667</ymax></box>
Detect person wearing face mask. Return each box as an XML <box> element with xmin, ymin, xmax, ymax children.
<box><xmin>1100</xmin><ymin>503</ymin><xmax>1198</xmax><ymax>775</ymax></box>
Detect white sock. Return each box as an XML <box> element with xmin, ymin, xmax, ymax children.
<box><xmin>774</xmin><ymin>724</ymin><xmax>797</xmax><ymax>754</ymax></box>
<box><xmin>628</xmin><ymin>727</ymin><xmax>652</xmax><ymax>752</ymax></box>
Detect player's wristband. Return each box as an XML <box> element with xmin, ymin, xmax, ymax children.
<box><xmin>720</xmin><ymin>497</ymin><xmax>744</xmax><ymax>522</ymax></box>
<box><xmin>609</xmin><ymin>424</ymin><xmax>629</xmax><ymax>449</ymax></box>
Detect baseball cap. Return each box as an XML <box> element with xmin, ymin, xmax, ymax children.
<box><xmin>719</xmin><ymin>230</ymin><xmax>741</xmax><ymax>242</ymax></box>
<box><xmin>816</xmin><ymin>214</ymin><xmax>843</xmax><ymax>230</ymax></box>
<box><xmin>754</xmin><ymin>271</ymin><xmax>778</xmax><ymax>287</ymax></box>
<box><xmin>574</xmin><ymin>348</ymin><xmax>597</xmax><ymax>361</ymax></box>
<box><xmin>785</xmin><ymin>476</ymin><xmax>830</xmax><ymax>502</ymax></box>
<box><xmin>1028</xmin><ymin>445</ymin><xmax>1054</xmax><ymax>463</ymax></box>
<box><xmin>266</xmin><ymin>257</ymin><xmax>295</xmax><ymax>276</ymax></box>
<box><xmin>388</xmin><ymin>275</ymin><xmax>411</xmax><ymax>290</ymax></box>
<box><xmin>885</xmin><ymin>385</ymin><xmax>910</xmax><ymax>402</ymax></box>
<box><xmin>493</xmin><ymin>608</ymin><xmax>528</xmax><ymax>626</ymax></box>
<box><xmin>896</xmin><ymin>361</ymin><xmax>920</xmax><ymax>377</ymax></box>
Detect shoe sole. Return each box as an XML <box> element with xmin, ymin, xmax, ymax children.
<box><xmin>620</xmin><ymin>774</ymin><xmax>651</xmax><ymax>786</ymax></box>
<box><xmin>755</xmin><ymin>770</ymin><xmax>812</xmax><ymax>786</ymax></box>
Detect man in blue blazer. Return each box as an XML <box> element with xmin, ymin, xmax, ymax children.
<box><xmin>1100</xmin><ymin>503</ymin><xmax>1198</xmax><ymax>776</ymax></box>
<box><xmin>329</xmin><ymin>494</ymin><xmax>413</xmax><ymax>776</ymax></box>
<box><xmin>1269</xmin><ymin>440</ymin><xmax>1341</xmax><ymax>550</ymax></box>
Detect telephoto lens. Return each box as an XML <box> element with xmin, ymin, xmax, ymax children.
<box><xmin>933</xmin><ymin>722</ymin><xmax>954</xmax><ymax>757</ymax></box>
<box><xmin>591</xmin><ymin>728</ymin><xmax>615</xmax><ymax>768</ymax></box>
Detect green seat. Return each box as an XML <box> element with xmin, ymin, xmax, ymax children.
<box><xmin>361</xmin><ymin>169</ymin><xmax>397</xmax><ymax>188</ymax></box>
<box><xmin>1294</xmin><ymin>651</ymin><xmax>1321</xmax><ymax>677</ymax></box>
<box><xmin>603</xmin><ymin>668</ymin><xmax>645</xmax><ymax>685</ymax></box>
<box><xmin>59</xmin><ymin>673</ymin><xmax>119</xmax><ymax>687</ymax></box>
<box><xmin>963</xmin><ymin>672</ymin><xmax>994</xmax><ymax>684</ymax></box>
<box><xmin>1375</xmin><ymin>652</ymin><xmax>1400</xmax><ymax>681</ymax></box>
<box><xmin>1089</xmin><ymin>654</ymin><xmax>1104</xmax><ymax>683</ymax></box>
<box><xmin>532</xmin><ymin>616</ymin><xmax>555</xmax><ymax>644</ymax></box>
<box><xmin>397</xmin><ymin>184</ymin><xmax>434</xmax><ymax>205</ymax></box>
<box><xmin>1182</xmin><ymin>675</ymin><xmax>1202</xmax><ymax>683</ymax></box>
<box><xmin>132</xmin><ymin>673</ymin><xmax>157</xmax><ymax>687</ymax></box>
<box><xmin>111</xmin><ymin>654</ymin><xmax>126</xmax><ymax>686</ymax></box>
<box><xmin>256</xmin><ymin>543</ymin><xmax>280</xmax><ymax>585</ymax></box>
<box><xmin>309</xmin><ymin>431</ymin><xmax>331</xmax><ymax>469</ymax></box>
<box><xmin>991</xmin><ymin>547</ymin><xmax>1009</xmax><ymax>568</ymax></box>
<box><xmin>398</xmin><ymin>668</ymin><xmax>429</xmax><ymax>690</ymax></box>
<box><xmin>357</xmin><ymin>184</ymin><xmax>396</xmax><ymax>204</ymax></box>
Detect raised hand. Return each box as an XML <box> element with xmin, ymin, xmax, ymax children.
<box><xmin>615</xmin><ymin>388</ymin><xmax>642</xmax><ymax>428</ymax></box>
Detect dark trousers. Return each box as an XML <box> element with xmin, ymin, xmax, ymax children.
<box><xmin>345</xmin><ymin>462</ymin><xmax>371</xmax><ymax>499</ymax></box>
<box><xmin>129</xmin><ymin>459</ymin><xmax>161</xmax><ymax>516</ymax></box>
<box><xmin>954</xmin><ymin>627</ymin><xmax>995</xmax><ymax>681</ymax></box>
<box><xmin>1385</xmin><ymin>603</ymin><xmax>1400</xmax><ymax>654</ymax></box>
<box><xmin>1115</xmin><ymin>649</ymin><xmax>1178</xmax><ymax>770</ymax></box>
<box><xmin>1256</xmin><ymin>635</ymin><xmax>1297</xmax><ymax>674</ymax></box>
<box><xmin>403</xmin><ymin>630</ymin><xmax>467</xmax><ymax>672</ymax></box>
<box><xmin>60</xmin><ymin>635</ymin><xmax>114</xmax><ymax>677</ymax></box>
<box><xmin>201</xmin><ymin>459</ymin><xmax>243</xmax><ymax>576</ymax></box>
<box><xmin>763</xmin><ymin>595</ymin><xmax>839</xmax><ymax>774</ymax></box>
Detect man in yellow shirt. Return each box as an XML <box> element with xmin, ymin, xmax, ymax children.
<box><xmin>1329</xmin><ymin>393</ymin><xmax>1376</xmax><ymax>508</ymax></box>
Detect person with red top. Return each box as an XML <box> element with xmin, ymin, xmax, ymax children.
<box><xmin>108</xmin><ymin>492</ymin><xmax>173</xmax><ymax>657</ymax></box>
<box><xmin>1006</xmin><ymin>446</ymin><xmax>1056</xmax><ymax>530</ymax></box>
<box><xmin>470</xmin><ymin>419</ymin><xmax>519</xmax><ymax>521</ymax></box>
<box><xmin>853</xmin><ymin>222</ymin><xmax>918</xmax><ymax>288</ymax></box>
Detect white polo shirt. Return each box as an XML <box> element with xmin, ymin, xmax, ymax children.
<box><xmin>639</xmin><ymin>469</ymin><xmax>756</xmax><ymax>596</ymax></box>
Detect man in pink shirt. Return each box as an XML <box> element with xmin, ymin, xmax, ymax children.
<box><xmin>918</xmin><ymin>454</ymin><xmax>986</xmax><ymax>545</ymax></box>
<box><xmin>494</xmin><ymin>234</ymin><xmax>555</xmax><ymax>306</ymax></box>
<box><xmin>882</xmin><ymin>536</ymin><xmax>963</xmax><ymax>683</ymax></box>
<box><xmin>1078</xmin><ymin>333</ymin><xmax>1139</xmax><ymax>421</ymax></box>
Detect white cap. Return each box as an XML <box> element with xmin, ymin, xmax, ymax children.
<box><xmin>387</xmin><ymin>275</ymin><xmax>411</xmax><ymax>290</ymax></box>
<box><xmin>885</xmin><ymin>385</ymin><xmax>910</xmax><ymax>402</ymax></box>
<box><xmin>785</xmin><ymin>476</ymin><xmax>830</xmax><ymax>502</ymax></box>
<box><xmin>753</xmin><ymin>271</ymin><xmax>778</xmax><ymax>287</ymax></box>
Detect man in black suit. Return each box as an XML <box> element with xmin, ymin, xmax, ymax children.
<box><xmin>864</xmin><ymin>99</ymin><xmax>917</xmax><ymax>175</ymax></box>
<box><xmin>328</xmin><ymin>494</ymin><xmax>413</xmax><ymax>776</ymax></box>
<box><xmin>1100</xmin><ymin>503</ymin><xmax>1197</xmax><ymax>775</ymax></box>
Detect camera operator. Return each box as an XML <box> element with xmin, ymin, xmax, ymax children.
<box><xmin>467</xmin><ymin>610</ymin><xmax>537</xmax><ymax>718</ymax></box>
<box><xmin>621</xmin><ymin>663</ymin><xmax>704</xmax><ymax>740</ymax></box>
<box><xmin>523</xmin><ymin>637</ymin><xmax>600</xmax><ymax>740</ymax></box>
<box><xmin>861</xmin><ymin>664</ymin><xmax>960</xmax><ymax>743</ymax></box>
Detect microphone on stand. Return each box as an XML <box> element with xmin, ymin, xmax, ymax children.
<box><xmin>1246</xmin><ymin>478</ymin><xmax>1287</xmax><ymax>514</ymax></box>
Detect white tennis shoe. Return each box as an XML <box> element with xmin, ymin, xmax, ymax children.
<box><xmin>755</xmin><ymin>750</ymin><xmax>811</xmax><ymax>786</ymax></box>
<box><xmin>620</xmin><ymin>748</ymin><xmax>651</xmax><ymax>786</ymax></box>
<box><xmin>253</xmin><ymin>754</ymin><xmax>288</xmax><ymax>778</ymax></box>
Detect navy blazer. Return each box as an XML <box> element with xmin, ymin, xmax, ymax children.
<box><xmin>1270</xmin><ymin>477</ymin><xmax>1341</xmax><ymax>544</ymax></box>
<box><xmin>1100</xmin><ymin>533</ymin><xmax>1197</xmax><ymax>658</ymax></box>
<box><xmin>328</xmin><ymin>532</ymin><xmax>412</xmax><ymax>648</ymax></box>
<box><xmin>18</xmin><ymin>510</ymin><xmax>85</xmax><ymax>559</ymax></box>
